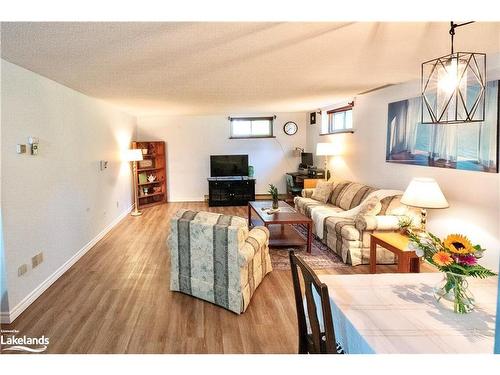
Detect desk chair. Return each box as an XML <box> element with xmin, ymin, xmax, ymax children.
<box><xmin>286</xmin><ymin>174</ymin><xmax>302</xmax><ymax>202</ymax></box>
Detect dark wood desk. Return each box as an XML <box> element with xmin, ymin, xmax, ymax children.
<box><xmin>286</xmin><ymin>172</ymin><xmax>323</xmax><ymax>189</ymax></box>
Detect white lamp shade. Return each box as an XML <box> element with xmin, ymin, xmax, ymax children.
<box><xmin>401</xmin><ymin>177</ymin><xmax>449</xmax><ymax>209</ymax></box>
<box><xmin>123</xmin><ymin>149</ymin><xmax>143</xmax><ymax>162</ymax></box>
<box><xmin>316</xmin><ymin>142</ymin><xmax>338</xmax><ymax>156</ymax></box>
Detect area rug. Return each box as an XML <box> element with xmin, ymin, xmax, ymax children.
<box><xmin>269</xmin><ymin>224</ymin><xmax>350</xmax><ymax>271</ymax></box>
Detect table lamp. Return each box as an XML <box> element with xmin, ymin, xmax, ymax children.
<box><xmin>400</xmin><ymin>177</ymin><xmax>449</xmax><ymax>231</ymax></box>
<box><xmin>123</xmin><ymin>149</ymin><xmax>144</xmax><ymax>217</ymax></box>
<box><xmin>316</xmin><ymin>142</ymin><xmax>337</xmax><ymax>180</ymax></box>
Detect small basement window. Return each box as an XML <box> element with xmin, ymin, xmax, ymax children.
<box><xmin>320</xmin><ymin>104</ymin><xmax>354</xmax><ymax>135</ymax></box>
<box><xmin>229</xmin><ymin>117</ymin><xmax>274</xmax><ymax>139</ymax></box>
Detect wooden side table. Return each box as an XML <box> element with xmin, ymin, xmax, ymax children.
<box><xmin>369</xmin><ymin>232</ymin><xmax>420</xmax><ymax>274</ymax></box>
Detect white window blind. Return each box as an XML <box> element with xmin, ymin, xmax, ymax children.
<box><xmin>230</xmin><ymin>117</ymin><xmax>274</xmax><ymax>138</ymax></box>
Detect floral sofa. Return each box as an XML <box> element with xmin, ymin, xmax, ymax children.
<box><xmin>294</xmin><ymin>179</ymin><xmax>417</xmax><ymax>266</ymax></box>
<box><xmin>168</xmin><ymin>209</ymin><xmax>272</xmax><ymax>314</ymax></box>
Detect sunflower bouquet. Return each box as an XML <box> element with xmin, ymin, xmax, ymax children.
<box><xmin>408</xmin><ymin>231</ymin><xmax>496</xmax><ymax>313</ymax></box>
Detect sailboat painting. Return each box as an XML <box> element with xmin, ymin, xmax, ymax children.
<box><xmin>386</xmin><ymin>80</ymin><xmax>499</xmax><ymax>173</ymax></box>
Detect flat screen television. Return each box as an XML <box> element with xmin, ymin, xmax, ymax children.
<box><xmin>210</xmin><ymin>155</ymin><xmax>249</xmax><ymax>177</ymax></box>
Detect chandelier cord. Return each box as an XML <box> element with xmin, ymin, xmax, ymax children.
<box><xmin>449</xmin><ymin>21</ymin><xmax>475</xmax><ymax>55</ymax></box>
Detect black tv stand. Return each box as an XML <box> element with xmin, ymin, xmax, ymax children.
<box><xmin>207</xmin><ymin>176</ymin><xmax>256</xmax><ymax>207</ymax></box>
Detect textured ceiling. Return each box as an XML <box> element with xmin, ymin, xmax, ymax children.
<box><xmin>2</xmin><ymin>22</ymin><xmax>500</xmax><ymax>116</ymax></box>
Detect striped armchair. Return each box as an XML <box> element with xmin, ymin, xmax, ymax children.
<box><xmin>168</xmin><ymin>209</ymin><xmax>272</xmax><ymax>314</ymax></box>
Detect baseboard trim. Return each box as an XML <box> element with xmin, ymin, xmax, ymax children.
<box><xmin>1</xmin><ymin>205</ymin><xmax>133</xmax><ymax>324</ymax></box>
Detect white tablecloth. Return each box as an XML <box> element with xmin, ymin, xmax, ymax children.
<box><xmin>317</xmin><ymin>273</ymin><xmax>498</xmax><ymax>354</ymax></box>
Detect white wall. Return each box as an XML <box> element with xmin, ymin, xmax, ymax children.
<box><xmin>0</xmin><ymin>217</ymin><xmax>7</xmax><ymax>314</ymax></box>
<box><xmin>1</xmin><ymin>60</ymin><xmax>137</xmax><ymax>316</ymax></box>
<box><xmin>307</xmin><ymin>57</ymin><xmax>500</xmax><ymax>271</ymax></box>
<box><xmin>0</xmin><ymin>54</ymin><xmax>8</xmax><ymax>314</ymax></box>
<box><xmin>137</xmin><ymin>113</ymin><xmax>308</xmax><ymax>201</ymax></box>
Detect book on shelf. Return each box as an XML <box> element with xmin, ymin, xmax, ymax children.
<box><xmin>138</xmin><ymin>172</ymin><xmax>147</xmax><ymax>184</ymax></box>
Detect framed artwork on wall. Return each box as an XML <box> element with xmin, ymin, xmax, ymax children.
<box><xmin>310</xmin><ymin>112</ymin><xmax>316</xmax><ymax>125</ymax></box>
<box><xmin>386</xmin><ymin>80</ymin><xmax>499</xmax><ymax>173</ymax></box>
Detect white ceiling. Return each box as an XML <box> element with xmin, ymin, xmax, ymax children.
<box><xmin>2</xmin><ymin>22</ymin><xmax>500</xmax><ymax>116</ymax></box>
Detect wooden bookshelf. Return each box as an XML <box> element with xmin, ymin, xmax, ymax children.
<box><xmin>131</xmin><ymin>141</ymin><xmax>167</xmax><ymax>209</ymax></box>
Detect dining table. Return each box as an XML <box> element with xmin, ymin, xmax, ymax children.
<box><xmin>317</xmin><ymin>272</ymin><xmax>498</xmax><ymax>354</ymax></box>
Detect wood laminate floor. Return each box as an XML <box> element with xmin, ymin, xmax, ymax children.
<box><xmin>1</xmin><ymin>202</ymin><xmax>430</xmax><ymax>354</ymax></box>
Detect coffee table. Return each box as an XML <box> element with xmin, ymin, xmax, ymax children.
<box><xmin>248</xmin><ymin>200</ymin><xmax>313</xmax><ymax>253</ymax></box>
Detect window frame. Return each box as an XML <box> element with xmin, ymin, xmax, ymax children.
<box><xmin>229</xmin><ymin>116</ymin><xmax>275</xmax><ymax>139</ymax></box>
<box><xmin>320</xmin><ymin>104</ymin><xmax>354</xmax><ymax>136</ymax></box>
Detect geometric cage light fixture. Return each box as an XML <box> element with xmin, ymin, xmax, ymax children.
<box><xmin>421</xmin><ymin>21</ymin><xmax>486</xmax><ymax>124</ymax></box>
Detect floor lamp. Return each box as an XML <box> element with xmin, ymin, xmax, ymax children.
<box><xmin>124</xmin><ymin>149</ymin><xmax>144</xmax><ymax>217</ymax></box>
<box><xmin>316</xmin><ymin>143</ymin><xmax>337</xmax><ymax>180</ymax></box>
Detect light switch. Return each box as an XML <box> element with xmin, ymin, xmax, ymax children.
<box><xmin>16</xmin><ymin>144</ymin><xmax>27</xmax><ymax>154</ymax></box>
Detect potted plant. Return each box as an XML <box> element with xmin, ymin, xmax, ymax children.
<box><xmin>408</xmin><ymin>231</ymin><xmax>496</xmax><ymax>314</ymax></box>
<box><xmin>268</xmin><ymin>184</ymin><xmax>279</xmax><ymax>210</ymax></box>
<box><xmin>397</xmin><ymin>215</ymin><xmax>413</xmax><ymax>235</ymax></box>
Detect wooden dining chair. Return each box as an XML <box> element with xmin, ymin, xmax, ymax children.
<box><xmin>289</xmin><ymin>251</ymin><xmax>343</xmax><ymax>354</ymax></box>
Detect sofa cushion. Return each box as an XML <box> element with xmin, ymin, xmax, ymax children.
<box><xmin>294</xmin><ymin>197</ymin><xmax>325</xmax><ymax>217</ymax></box>
<box><xmin>324</xmin><ymin>216</ymin><xmax>361</xmax><ymax>241</ymax></box>
<box><xmin>355</xmin><ymin>195</ymin><xmax>381</xmax><ymax>217</ymax></box>
<box><xmin>335</xmin><ymin>183</ymin><xmax>376</xmax><ymax>211</ymax></box>
<box><xmin>311</xmin><ymin>180</ymin><xmax>334</xmax><ymax>203</ymax></box>
<box><xmin>308</xmin><ymin>205</ymin><xmax>345</xmax><ymax>237</ymax></box>
<box><xmin>329</xmin><ymin>180</ymin><xmax>351</xmax><ymax>205</ymax></box>
<box><xmin>310</xmin><ymin>196</ymin><xmax>380</xmax><ymax>239</ymax></box>
<box><xmin>324</xmin><ymin>225</ymin><xmax>397</xmax><ymax>265</ymax></box>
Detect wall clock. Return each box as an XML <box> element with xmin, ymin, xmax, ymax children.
<box><xmin>283</xmin><ymin>121</ymin><xmax>298</xmax><ymax>135</ymax></box>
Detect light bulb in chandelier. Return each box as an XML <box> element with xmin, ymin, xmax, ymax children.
<box><xmin>437</xmin><ymin>57</ymin><xmax>467</xmax><ymax>94</ymax></box>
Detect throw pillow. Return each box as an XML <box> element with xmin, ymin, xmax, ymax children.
<box><xmin>311</xmin><ymin>180</ymin><xmax>334</xmax><ymax>203</ymax></box>
<box><xmin>357</xmin><ymin>195</ymin><xmax>382</xmax><ymax>216</ymax></box>
<box><xmin>324</xmin><ymin>195</ymin><xmax>381</xmax><ymax>219</ymax></box>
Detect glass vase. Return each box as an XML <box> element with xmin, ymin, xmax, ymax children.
<box><xmin>433</xmin><ymin>272</ymin><xmax>475</xmax><ymax>314</ymax></box>
<box><xmin>272</xmin><ymin>198</ymin><xmax>279</xmax><ymax>210</ymax></box>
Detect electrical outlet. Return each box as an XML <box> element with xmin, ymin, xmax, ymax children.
<box><xmin>32</xmin><ymin>252</ymin><xmax>44</xmax><ymax>269</ymax></box>
<box><xmin>116</xmin><ymin>201</ymin><xmax>119</xmax><ymax>208</ymax></box>
<box><xmin>18</xmin><ymin>264</ymin><xmax>28</xmax><ymax>277</ymax></box>
<box><xmin>28</xmin><ymin>136</ymin><xmax>39</xmax><ymax>155</ymax></box>
<box><xmin>99</xmin><ymin>160</ymin><xmax>108</xmax><ymax>171</ymax></box>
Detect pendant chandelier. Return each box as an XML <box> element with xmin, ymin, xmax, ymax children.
<box><xmin>421</xmin><ymin>21</ymin><xmax>486</xmax><ymax>124</ymax></box>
